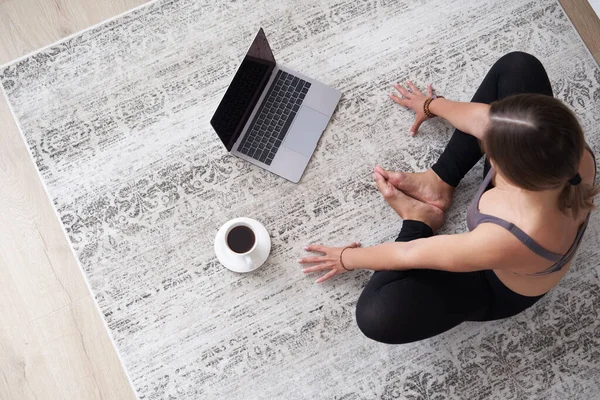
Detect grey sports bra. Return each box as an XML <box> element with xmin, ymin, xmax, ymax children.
<box><xmin>466</xmin><ymin>165</ymin><xmax>593</xmax><ymax>276</ymax></box>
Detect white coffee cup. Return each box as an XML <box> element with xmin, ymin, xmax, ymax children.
<box><xmin>215</xmin><ymin>217</ymin><xmax>271</xmax><ymax>273</ymax></box>
<box><xmin>224</xmin><ymin>221</ymin><xmax>258</xmax><ymax>270</ymax></box>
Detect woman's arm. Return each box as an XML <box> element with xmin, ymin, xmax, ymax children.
<box><xmin>343</xmin><ymin>227</ymin><xmax>512</xmax><ymax>272</ymax></box>
<box><xmin>429</xmin><ymin>99</ymin><xmax>489</xmax><ymax>140</ymax></box>
<box><xmin>390</xmin><ymin>81</ymin><xmax>490</xmax><ymax>139</ymax></box>
<box><xmin>299</xmin><ymin>224</ymin><xmax>528</xmax><ymax>282</ymax></box>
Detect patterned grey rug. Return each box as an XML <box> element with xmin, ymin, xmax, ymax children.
<box><xmin>2</xmin><ymin>0</ymin><xmax>600</xmax><ymax>398</ymax></box>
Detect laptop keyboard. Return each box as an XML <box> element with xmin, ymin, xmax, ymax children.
<box><xmin>238</xmin><ymin>70</ymin><xmax>311</xmax><ymax>165</ymax></box>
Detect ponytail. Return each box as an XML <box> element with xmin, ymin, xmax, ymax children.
<box><xmin>558</xmin><ymin>181</ymin><xmax>599</xmax><ymax>218</ymax></box>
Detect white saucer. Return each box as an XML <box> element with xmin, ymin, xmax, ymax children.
<box><xmin>214</xmin><ymin>218</ymin><xmax>271</xmax><ymax>273</ymax></box>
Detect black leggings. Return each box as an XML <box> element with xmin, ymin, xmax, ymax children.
<box><xmin>355</xmin><ymin>52</ymin><xmax>551</xmax><ymax>345</ymax></box>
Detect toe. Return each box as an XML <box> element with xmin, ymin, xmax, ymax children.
<box><xmin>374</xmin><ymin>173</ymin><xmax>396</xmax><ymax>199</ymax></box>
<box><xmin>386</xmin><ymin>170</ymin><xmax>405</xmax><ymax>187</ymax></box>
<box><xmin>374</xmin><ymin>166</ymin><xmax>404</xmax><ymax>187</ymax></box>
<box><xmin>374</xmin><ymin>165</ymin><xmax>389</xmax><ymax>179</ymax></box>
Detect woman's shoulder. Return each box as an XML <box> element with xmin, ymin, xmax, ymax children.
<box><xmin>468</xmin><ymin>222</ymin><xmax>554</xmax><ymax>272</ymax></box>
<box><xmin>476</xmin><ymin>189</ymin><xmax>575</xmax><ymax>270</ymax></box>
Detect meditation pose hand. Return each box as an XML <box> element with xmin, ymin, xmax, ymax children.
<box><xmin>299</xmin><ymin>242</ymin><xmax>361</xmax><ymax>283</ymax></box>
<box><xmin>389</xmin><ymin>80</ymin><xmax>434</xmax><ymax>136</ymax></box>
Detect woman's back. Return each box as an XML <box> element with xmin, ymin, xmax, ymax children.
<box><xmin>478</xmin><ymin>149</ymin><xmax>596</xmax><ymax>296</ymax></box>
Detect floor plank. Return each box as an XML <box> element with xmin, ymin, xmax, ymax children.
<box><xmin>0</xmin><ymin>0</ymin><xmax>150</xmax><ymax>65</ymax></box>
<box><xmin>559</xmin><ymin>0</ymin><xmax>600</xmax><ymax>65</ymax></box>
<box><xmin>31</xmin><ymin>296</ymin><xmax>135</xmax><ymax>400</ymax></box>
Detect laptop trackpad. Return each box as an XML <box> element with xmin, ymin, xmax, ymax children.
<box><xmin>283</xmin><ymin>107</ymin><xmax>329</xmax><ymax>157</ymax></box>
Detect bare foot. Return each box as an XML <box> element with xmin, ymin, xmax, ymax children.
<box><xmin>374</xmin><ymin>171</ymin><xmax>445</xmax><ymax>232</ymax></box>
<box><xmin>374</xmin><ymin>166</ymin><xmax>454</xmax><ymax>211</ymax></box>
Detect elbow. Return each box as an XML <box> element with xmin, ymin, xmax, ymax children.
<box><xmin>472</xmin><ymin>104</ymin><xmax>491</xmax><ymax>140</ymax></box>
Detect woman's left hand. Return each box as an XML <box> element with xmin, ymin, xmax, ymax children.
<box><xmin>390</xmin><ymin>80</ymin><xmax>434</xmax><ymax>136</ymax></box>
<box><xmin>298</xmin><ymin>242</ymin><xmax>361</xmax><ymax>283</ymax></box>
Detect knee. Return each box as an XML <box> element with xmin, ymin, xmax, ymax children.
<box><xmin>355</xmin><ymin>297</ymin><xmax>387</xmax><ymax>343</ymax></box>
<box><xmin>355</xmin><ymin>294</ymin><xmax>412</xmax><ymax>344</ymax></box>
<box><xmin>495</xmin><ymin>51</ymin><xmax>544</xmax><ymax>73</ymax></box>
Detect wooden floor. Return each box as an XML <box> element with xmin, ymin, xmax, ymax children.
<box><xmin>560</xmin><ymin>0</ymin><xmax>600</xmax><ymax>63</ymax></box>
<box><xmin>0</xmin><ymin>2</ymin><xmax>148</xmax><ymax>399</ymax></box>
<box><xmin>0</xmin><ymin>0</ymin><xmax>598</xmax><ymax>399</ymax></box>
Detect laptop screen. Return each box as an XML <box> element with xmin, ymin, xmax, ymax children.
<box><xmin>211</xmin><ymin>29</ymin><xmax>276</xmax><ymax>151</ymax></box>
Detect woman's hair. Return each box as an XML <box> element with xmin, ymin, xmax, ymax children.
<box><xmin>483</xmin><ymin>94</ymin><xmax>598</xmax><ymax>218</ymax></box>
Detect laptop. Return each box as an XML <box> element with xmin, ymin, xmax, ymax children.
<box><xmin>210</xmin><ymin>28</ymin><xmax>342</xmax><ymax>183</ymax></box>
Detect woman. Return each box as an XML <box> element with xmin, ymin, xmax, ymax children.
<box><xmin>297</xmin><ymin>52</ymin><xmax>598</xmax><ymax>345</ymax></box>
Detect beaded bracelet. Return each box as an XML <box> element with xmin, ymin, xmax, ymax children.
<box><xmin>423</xmin><ymin>95</ymin><xmax>444</xmax><ymax>118</ymax></box>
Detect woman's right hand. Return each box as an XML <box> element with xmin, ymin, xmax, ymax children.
<box><xmin>389</xmin><ymin>80</ymin><xmax>434</xmax><ymax>136</ymax></box>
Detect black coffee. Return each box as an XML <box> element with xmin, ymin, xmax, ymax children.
<box><xmin>227</xmin><ymin>225</ymin><xmax>256</xmax><ymax>253</ymax></box>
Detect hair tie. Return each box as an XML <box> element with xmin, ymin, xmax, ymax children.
<box><xmin>568</xmin><ymin>173</ymin><xmax>582</xmax><ymax>186</ymax></box>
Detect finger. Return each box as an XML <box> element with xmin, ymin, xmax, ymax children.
<box><xmin>304</xmin><ymin>244</ymin><xmax>326</xmax><ymax>254</ymax></box>
<box><xmin>393</xmin><ymin>84</ymin><xmax>412</xmax><ymax>99</ymax></box>
<box><xmin>388</xmin><ymin>93</ymin><xmax>408</xmax><ymax>106</ymax></box>
<box><xmin>410</xmin><ymin>119</ymin><xmax>424</xmax><ymax>136</ymax></box>
<box><xmin>298</xmin><ymin>255</ymin><xmax>328</xmax><ymax>264</ymax></box>
<box><xmin>316</xmin><ymin>270</ymin><xmax>338</xmax><ymax>284</ymax></box>
<box><xmin>427</xmin><ymin>83</ymin><xmax>433</xmax><ymax>97</ymax></box>
<box><xmin>406</xmin><ymin>80</ymin><xmax>423</xmax><ymax>96</ymax></box>
<box><xmin>303</xmin><ymin>263</ymin><xmax>333</xmax><ymax>273</ymax></box>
